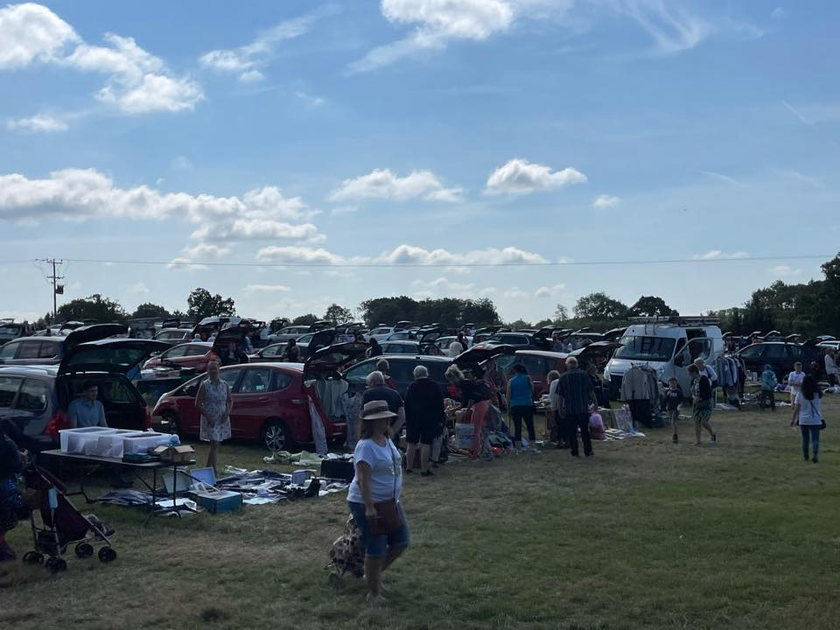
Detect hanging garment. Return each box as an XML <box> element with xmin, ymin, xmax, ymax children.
<box><xmin>305</xmin><ymin>386</ymin><xmax>329</xmax><ymax>456</ymax></box>
<box><xmin>620</xmin><ymin>366</ymin><xmax>652</xmax><ymax>401</ymax></box>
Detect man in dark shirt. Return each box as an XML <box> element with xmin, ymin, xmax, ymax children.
<box><xmin>361</xmin><ymin>371</ymin><xmax>405</xmax><ymax>438</ymax></box>
<box><xmin>556</xmin><ymin>356</ymin><xmax>598</xmax><ymax>457</ymax></box>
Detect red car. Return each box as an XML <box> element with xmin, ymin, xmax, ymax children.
<box><xmin>142</xmin><ymin>342</ymin><xmax>215</xmax><ymax>373</ymax></box>
<box><xmin>152</xmin><ymin>343</ymin><xmax>367</xmax><ymax>451</ymax></box>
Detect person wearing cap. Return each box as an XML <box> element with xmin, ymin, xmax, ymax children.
<box><xmin>347</xmin><ymin>400</ymin><xmax>410</xmax><ymax>603</ymax></box>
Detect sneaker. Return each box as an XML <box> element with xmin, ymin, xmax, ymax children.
<box><xmin>420</xmin><ymin>470</ymin><xmax>434</xmax><ymax>477</ymax></box>
<box><xmin>812</xmin><ymin>456</ymin><xmax>819</xmax><ymax>464</ymax></box>
<box><xmin>672</xmin><ymin>435</ymin><xmax>679</xmax><ymax>444</ymax></box>
<box><xmin>585</xmin><ymin>452</ymin><xmax>594</xmax><ymax>458</ymax></box>
<box><xmin>804</xmin><ymin>455</ymin><xmax>810</xmax><ymax>461</ymax></box>
<box><xmin>710</xmin><ymin>434</ymin><xmax>717</xmax><ymax>443</ymax></box>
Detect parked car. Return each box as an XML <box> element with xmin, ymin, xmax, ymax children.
<box><xmin>249</xmin><ymin>343</ymin><xmax>291</xmax><ymax>362</ymax></box>
<box><xmin>153</xmin><ymin>328</ymin><xmax>193</xmax><ymax>346</ymax></box>
<box><xmin>153</xmin><ymin>343</ymin><xmax>368</xmax><ymax>451</ymax></box>
<box><xmin>0</xmin><ymin>321</ymin><xmax>31</xmax><ymax>347</ymax></box>
<box><xmin>142</xmin><ymin>342</ymin><xmax>215</xmax><ymax>372</ymax></box>
<box><xmin>384</xmin><ymin>331</ymin><xmax>415</xmax><ymax>342</ymax></box>
<box><xmin>380</xmin><ymin>341</ymin><xmax>422</xmax><ymax>355</ymax></box>
<box><xmin>0</xmin><ymin>324</ymin><xmax>128</xmax><ymax>367</ymax></box>
<box><xmin>486</xmin><ymin>349</ymin><xmax>567</xmax><ymax>398</ymax></box>
<box><xmin>267</xmin><ymin>325</ymin><xmax>312</xmax><ymax>345</ymax></box>
<box><xmin>366</xmin><ymin>326</ymin><xmax>395</xmax><ymax>342</ymax></box>
<box><xmin>736</xmin><ymin>342</ymin><xmax>820</xmax><ymax>380</ymax></box>
<box><xmin>0</xmin><ymin>338</ymin><xmax>168</xmax><ymax>451</ymax></box>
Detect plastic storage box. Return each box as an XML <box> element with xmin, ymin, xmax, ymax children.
<box><xmin>60</xmin><ymin>427</ymin><xmax>116</xmax><ymax>454</ymax></box>
<box><xmin>122</xmin><ymin>432</ymin><xmax>171</xmax><ymax>455</ymax></box>
<box><xmin>91</xmin><ymin>430</ymin><xmax>145</xmax><ymax>458</ymax></box>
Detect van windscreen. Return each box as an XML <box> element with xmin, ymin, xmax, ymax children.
<box><xmin>613</xmin><ymin>336</ymin><xmax>676</xmax><ymax>362</ymax></box>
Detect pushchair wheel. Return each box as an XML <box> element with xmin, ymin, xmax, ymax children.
<box><xmin>75</xmin><ymin>543</ymin><xmax>94</xmax><ymax>558</ymax></box>
<box><xmin>98</xmin><ymin>547</ymin><xmax>117</xmax><ymax>563</ymax></box>
<box><xmin>45</xmin><ymin>557</ymin><xmax>67</xmax><ymax>573</ymax></box>
<box><xmin>23</xmin><ymin>551</ymin><xmax>44</xmax><ymax>565</ymax></box>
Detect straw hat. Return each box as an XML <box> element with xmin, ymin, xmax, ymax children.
<box><xmin>360</xmin><ymin>400</ymin><xmax>396</xmax><ymax>421</ymax></box>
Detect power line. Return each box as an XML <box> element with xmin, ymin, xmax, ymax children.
<box><xmin>0</xmin><ymin>254</ymin><xmax>830</xmax><ymax>269</ymax></box>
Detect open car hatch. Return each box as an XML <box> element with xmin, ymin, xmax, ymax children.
<box><xmin>304</xmin><ymin>342</ymin><xmax>370</xmax><ymax>378</ymax></box>
<box><xmin>59</xmin><ymin>339</ymin><xmax>170</xmax><ymax>375</ymax></box>
<box><xmin>453</xmin><ymin>343</ymin><xmax>516</xmax><ymax>366</ymax></box>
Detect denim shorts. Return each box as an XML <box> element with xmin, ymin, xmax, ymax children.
<box><xmin>348</xmin><ymin>501</ymin><xmax>410</xmax><ymax>558</ymax></box>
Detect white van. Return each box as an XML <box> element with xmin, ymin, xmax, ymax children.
<box><xmin>604</xmin><ymin>317</ymin><xmax>724</xmax><ymax>398</ymax></box>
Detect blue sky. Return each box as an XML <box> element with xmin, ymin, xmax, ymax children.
<box><xmin>1</xmin><ymin>0</ymin><xmax>838</xmax><ymax>324</ymax></box>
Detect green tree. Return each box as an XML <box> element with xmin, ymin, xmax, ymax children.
<box><xmin>56</xmin><ymin>294</ymin><xmax>127</xmax><ymax>323</ymax></box>
<box><xmin>292</xmin><ymin>314</ymin><xmax>318</xmax><ymax>326</ymax></box>
<box><xmin>323</xmin><ymin>303</ymin><xmax>353</xmax><ymax>324</ymax></box>
<box><xmin>186</xmin><ymin>288</ymin><xmax>236</xmax><ymax>320</ymax></box>
<box><xmin>628</xmin><ymin>296</ymin><xmax>679</xmax><ymax>317</ymax></box>
<box><xmin>554</xmin><ymin>304</ymin><xmax>569</xmax><ymax>323</ymax></box>
<box><xmin>573</xmin><ymin>292</ymin><xmax>629</xmax><ymax>320</ymax></box>
<box><xmin>460</xmin><ymin>298</ymin><xmax>500</xmax><ymax>328</ymax></box>
<box><xmin>508</xmin><ymin>319</ymin><xmax>533</xmax><ymax>329</ymax></box>
<box><xmin>132</xmin><ymin>303</ymin><xmax>171</xmax><ymax>319</ymax></box>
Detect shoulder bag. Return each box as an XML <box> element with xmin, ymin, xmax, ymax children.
<box><xmin>369</xmin><ymin>444</ymin><xmax>403</xmax><ymax>536</ymax></box>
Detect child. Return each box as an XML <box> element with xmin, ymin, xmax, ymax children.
<box><xmin>787</xmin><ymin>362</ymin><xmax>805</xmax><ymax>404</ymax></box>
<box><xmin>664</xmin><ymin>377</ymin><xmax>684</xmax><ymax>443</ymax></box>
<box><xmin>688</xmin><ymin>364</ymin><xmax>716</xmax><ymax>445</ymax></box>
<box><xmin>589</xmin><ymin>406</ymin><xmax>605</xmax><ymax>441</ymax></box>
<box><xmin>759</xmin><ymin>364</ymin><xmax>778</xmax><ymax>411</ymax></box>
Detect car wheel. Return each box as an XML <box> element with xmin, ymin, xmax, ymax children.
<box><xmin>262</xmin><ymin>419</ymin><xmax>292</xmax><ymax>453</ymax></box>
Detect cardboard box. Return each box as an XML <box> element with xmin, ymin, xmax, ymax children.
<box><xmin>188</xmin><ymin>490</ymin><xmax>243</xmax><ymax>514</ymax></box>
<box><xmin>153</xmin><ymin>444</ymin><xmax>195</xmax><ymax>463</ymax></box>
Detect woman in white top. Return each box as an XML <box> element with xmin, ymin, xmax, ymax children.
<box><xmin>787</xmin><ymin>362</ymin><xmax>805</xmax><ymax>404</ymax></box>
<box><xmin>347</xmin><ymin>400</ymin><xmax>409</xmax><ymax>602</ymax></box>
<box><xmin>791</xmin><ymin>375</ymin><xmax>823</xmax><ymax>463</ymax></box>
<box><xmin>195</xmin><ymin>360</ymin><xmax>232</xmax><ymax>474</ymax></box>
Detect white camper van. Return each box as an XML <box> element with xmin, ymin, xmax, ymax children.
<box><xmin>604</xmin><ymin>317</ymin><xmax>724</xmax><ymax>398</ymax></box>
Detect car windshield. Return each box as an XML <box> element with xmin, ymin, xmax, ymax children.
<box><xmin>613</xmin><ymin>336</ymin><xmax>676</xmax><ymax>362</ymax></box>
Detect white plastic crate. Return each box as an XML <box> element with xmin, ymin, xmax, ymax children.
<box><xmin>59</xmin><ymin>427</ymin><xmax>116</xmax><ymax>454</ymax></box>
<box><xmin>90</xmin><ymin>430</ymin><xmax>145</xmax><ymax>458</ymax></box>
<box><xmin>122</xmin><ymin>432</ymin><xmax>171</xmax><ymax>455</ymax></box>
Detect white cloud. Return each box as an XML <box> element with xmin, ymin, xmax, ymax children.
<box><xmin>411</xmin><ymin>277</ymin><xmax>475</xmax><ymax>293</ymax></box>
<box><xmin>180</xmin><ymin>243</ymin><xmax>231</xmax><ymax>259</ymax></box>
<box><xmin>612</xmin><ymin>0</ymin><xmax>712</xmax><ymax>55</ymax></box>
<box><xmin>0</xmin><ymin>169</ymin><xmax>313</xmax><ymax>226</ymax></box>
<box><xmin>295</xmin><ymin>91</ymin><xmax>326</xmax><ymax>108</ymax></box>
<box><xmin>697</xmin><ymin>169</ymin><xmax>741</xmax><ymax>186</ymax></box>
<box><xmin>775</xmin><ymin>169</ymin><xmax>824</xmax><ymax>189</ymax></box>
<box><xmin>167</xmin><ymin>258</ymin><xmax>211</xmax><ymax>272</ymax></box>
<box><xmin>535</xmin><ymin>283</ymin><xmax>566</xmax><ymax>299</ymax></box>
<box><xmin>191</xmin><ymin>219</ymin><xmax>323</xmax><ymax>243</ymax></box>
<box><xmin>256</xmin><ymin>244</ymin><xmax>547</xmax><ymax>267</ymax></box>
<box><xmin>7</xmin><ymin>114</ymin><xmax>68</xmax><ymax>133</ymax></box>
<box><xmin>771</xmin><ymin>7</ymin><xmax>787</xmax><ymax>20</ymax></box>
<box><xmin>328</xmin><ymin>168</ymin><xmax>464</xmax><ymax>203</ymax></box>
<box><xmin>0</xmin><ymin>6</ymin><xmax>202</xmax><ymax>115</ymax></box>
<box><xmin>129</xmin><ymin>282</ymin><xmax>150</xmax><ymax>295</ymax></box>
<box><xmin>480</xmin><ymin>287</ymin><xmax>497</xmax><ymax>296</ymax></box>
<box><xmin>350</xmin><ymin>0</ymin><xmax>515</xmax><ymax>72</ymax></box>
<box><xmin>694</xmin><ymin>250</ymin><xmax>749</xmax><ymax>260</ymax></box>
<box><xmin>770</xmin><ymin>265</ymin><xmax>801</xmax><ymax>278</ymax></box>
<box><xmin>0</xmin><ymin>3</ymin><xmax>79</xmax><ymax>69</ymax></box>
<box><xmin>329</xmin><ymin>205</ymin><xmax>358</xmax><ymax>216</ymax></box>
<box><xmin>485</xmin><ymin>158</ymin><xmax>587</xmax><ymax>195</ymax></box>
<box><xmin>593</xmin><ymin>194</ymin><xmax>620</xmax><ymax>209</ymax></box>
<box><xmin>199</xmin><ymin>6</ymin><xmax>338</xmax><ymax>81</ymax></box>
<box><xmin>243</xmin><ymin>284</ymin><xmax>291</xmax><ymax>293</ymax></box>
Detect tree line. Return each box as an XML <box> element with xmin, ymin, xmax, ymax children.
<box><xmin>33</xmin><ymin>253</ymin><xmax>840</xmax><ymax>337</ymax></box>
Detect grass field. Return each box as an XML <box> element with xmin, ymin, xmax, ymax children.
<box><xmin>2</xmin><ymin>397</ymin><xmax>839</xmax><ymax>630</ymax></box>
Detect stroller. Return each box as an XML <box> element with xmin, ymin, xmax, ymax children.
<box><xmin>21</xmin><ymin>465</ymin><xmax>116</xmax><ymax>572</ymax></box>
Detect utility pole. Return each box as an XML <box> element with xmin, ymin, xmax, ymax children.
<box><xmin>44</xmin><ymin>259</ymin><xmax>65</xmax><ymax>319</ymax></box>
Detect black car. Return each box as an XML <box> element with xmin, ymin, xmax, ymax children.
<box><xmin>342</xmin><ymin>345</ymin><xmax>514</xmax><ymax>397</ymax></box>
<box><xmin>736</xmin><ymin>342</ymin><xmax>820</xmax><ymax>380</ymax></box>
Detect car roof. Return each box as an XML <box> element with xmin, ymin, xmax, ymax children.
<box><xmin>513</xmin><ymin>350</ymin><xmax>567</xmax><ymax>358</ymax></box>
<box><xmin>170</xmin><ymin>342</ymin><xmax>213</xmax><ymax>349</ymax></box>
<box><xmin>0</xmin><ymin>365</ymin><xmax>59</xmax><ymax>377</ymax></box>
<box><xmin>238</xmin><ymin>362</ymin><xmax>303</xmax><ymax>372</ymax></box>
<box><xmin>373</xmin><ymin>354</ymin><xmax>451</xmax><ymax>362</ymax></box>
<box><xmin>382</xmin><ymin>341</ymin><xmax>420</xmax><ymax>346</ymax></box>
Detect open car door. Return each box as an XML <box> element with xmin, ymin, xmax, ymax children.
<box><xmin>672</xmin><ymin>337</ymin><xmax>713</xmax><ymax>393</ymax></box>
<box><xmin>416</xmin><ymin>326</ymin><xmax>445</xmax><ymax>354</ymax></box>
<box><xmin>453</xmin><ymin>343</ymin><xmax>516</xmax><ymax>368</ymax></box>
